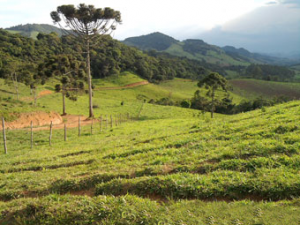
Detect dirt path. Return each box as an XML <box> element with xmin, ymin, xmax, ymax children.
<box><xmin>21</xmin><ymin>90</ymin><xmax>53</xmax><ymax>101</ymax></box>
<box><xmin>95</xmin><ymin>81</ymin><xmax>149</xmax><ymax>90</ymax></box>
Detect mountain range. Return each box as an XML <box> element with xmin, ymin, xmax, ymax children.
<box><xmin>123</xmin><ymin>32</ymin><xmax>298</xmax><ymax>66</ymax></box>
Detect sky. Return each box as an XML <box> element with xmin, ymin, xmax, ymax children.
<box><xmin>0</xmin><ymin>0</ymin><xmax>273</xmax><ymax>40</ymax></box>
<box><xmin>0</xmin><ymin>0</ymin><xmax>299</xmax><ymax>54</ymax></box>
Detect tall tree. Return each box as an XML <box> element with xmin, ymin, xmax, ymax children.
<box><xmin>51</xmin><ymin>4</ymin><xmax>121</xmax><ymax>117</ymax></box>
<box><xmin>198</xmin><ymin>72</ymin><xmax>228</xmax><ymax>118</ymax></box>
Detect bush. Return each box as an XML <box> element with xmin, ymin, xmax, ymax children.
<box><xmin>180</xmin><ymin>100</ymin><xmax>190</xmax><ymax>108</ymax></box>
<box><xmin>54</xmin><ymin>84</ymin><xmax>61</xmax><ymax>92</ymax></box>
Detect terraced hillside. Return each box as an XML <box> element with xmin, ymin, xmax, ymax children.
<box><xmin>1</xmin><ymin>96</ymin><xmax>300</xmax><ymax>223</ymax></box>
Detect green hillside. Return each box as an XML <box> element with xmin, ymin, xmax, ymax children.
<box><xmin>230</xmin><ymin>79</ymin><xmax>300</xmax><ymax>100</ymax></box>
<box><xmin>2</xmin><ymin>23</ymin><xmax>300</xmax><ymax>224</ymax></box>
<box><xmin>6</xmin><ymin>24</ymin><xmax>64</xmax><ymax>39</ymax></box>
<box><xmin>124</xmin><ymin>33</ymin><xmax>256</xmax><ymax>67</ymax></box>
<box><xmin>1</xmin><ymin>73</ymin><xmax>238</xmax><ymax>121</ymax></box>
<box><xmin>1</xmin><ymin>81</ymin><xmax>300</xmax><ymax>223</ymax></box>
<box><xmin>123</xmin><ymin>33</ymin><xmax>298</xmax><ymax>81</ymax></box>
<box><xmin>123</xmin><ymin>32</ymin><xmax>178</xmax><ymax>51</ymax></box>
<box><xmin>165</xmin><ymin>41</ymin><xmax>252</xmax><ymax>66</ymax></box>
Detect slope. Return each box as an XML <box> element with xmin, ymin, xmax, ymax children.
<box><xmin>230</xmin><ymin>79</ymin><xmax>300</xmax><ymax>100</ymax></box>
<box><xmin>1</xmin><ymin>99</ymin><xmax>300</xmax><ymax>224</ymax></box>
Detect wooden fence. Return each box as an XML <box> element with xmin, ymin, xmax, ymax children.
<box><xmin>1</xmin><ymin>113</ymin><xmax>131</xmax><ymax>154</ymax></box>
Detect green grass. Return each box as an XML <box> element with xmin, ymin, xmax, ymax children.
<box><xmin>1</xmin><ymin>99</ymin><xmax>300</xmax><ymax>223</ymax></box>
<box><xmin>92</xmin><ymin>72</ymin><xmax>144</xmax><ymax>87</ymax></box>
<box><xmin>2</xmin><ymin>73</ymin><xmax>300</xmax><ymax>223</ymax></box>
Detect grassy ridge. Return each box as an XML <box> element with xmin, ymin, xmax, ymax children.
<box><xmin>165</xmin><ymin>43</ymin><xmax>252</xmax><ymax>67</ymax></box>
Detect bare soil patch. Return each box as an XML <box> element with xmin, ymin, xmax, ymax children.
<box><xmin>21</xmin><ymin>90</ymin><xmax>53</xmax><ymax>101</ymax></box>
<box><xmin>1</xmin><ymin>111</ymin><xmax>62</xmax><ymax>130</ymax></box>
<box><xmin>1</xmin><ymin>112</ymin><xmax>100</xmax><ymax>131</ymax></box>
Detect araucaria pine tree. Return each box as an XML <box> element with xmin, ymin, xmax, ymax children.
<box><xmin>51</xmin><ymin>4</ymin><xmax>121</xmax><ymax>117</ymax></box>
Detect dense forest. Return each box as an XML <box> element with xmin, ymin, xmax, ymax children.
<box><xmin>0</xmin><ymin>29</ymin><xmax>209</xmax><ymax>86</ymax></box>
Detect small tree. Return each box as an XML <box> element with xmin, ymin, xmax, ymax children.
<box><xmin>51</xmin><ymin>4</ymin><xmax>121</xmax><ymax>117</ymax></box>
<box><xmin>198</xmin><ymin>72</ymin><xmax>228</xmax><ymax>118</ymax></box>
<box><xmin>39</xmin><ymin>54</ymin><xmax>86</xmax><ymax>115</ymax></box>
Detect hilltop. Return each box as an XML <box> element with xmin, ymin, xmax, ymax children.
<box><xmin>6</xmin><ymin>23</ymin><xmax>65</xmax><ymax>39</ymax></box>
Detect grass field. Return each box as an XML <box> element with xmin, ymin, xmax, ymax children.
<box><xmin>1</xmin><ymin>98</ymin><xmax>300</xmax><ymax>223</ymax></box>
<box><xmin>1</xmin><ymin>73</ymin><xmax>300</xmax><ymax>224</ymax></box>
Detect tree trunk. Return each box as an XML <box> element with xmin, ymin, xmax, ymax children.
<box><xmin>86</xmin><ymin>38</ymin><xmax>94</xmax><ymax>118</ymax></box>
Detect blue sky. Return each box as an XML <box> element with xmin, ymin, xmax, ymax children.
<box><xmin>0</xmin><ymin>0</ymin><xmax>272</xmax><ymax>39</ymax></box>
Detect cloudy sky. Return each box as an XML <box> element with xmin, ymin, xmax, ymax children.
<box><xmin>0</xmin><ymin>0</ymin><xmax>299</xmax><ymax>54</ymax></box>
<box><xmin>0</xmin><ymin>0</ymin><xmax>276</xmax><ymax>39</ymax></box>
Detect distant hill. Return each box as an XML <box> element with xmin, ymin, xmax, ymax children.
<box><xmin>222</xmin><ymin>46</ymin><xmax>298</xmax><ymax>66</ymax></box>
<box><xmin>6</xmin><ymin>24</ymin><xmax>64</xmax><ymax>39</ymax></box>
<box><xmin>123</xmin><ymin>32</ymin><xmax>178</xmax><ymax>51</ymax></box>
<box><xmin>123</xmin><ymin>32</ymin><xmax>265</xmax><ymax>67</ymax></box>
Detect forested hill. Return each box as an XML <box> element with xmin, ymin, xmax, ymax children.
<box><xmin>123</xmin><ymin>32</ymin><xmax>178</xmax><ymax>51</ymax></box>
<box><xmin>0</xmin><ymin>29</ymin><xmax>209</xmax><ymax>85</ymax></box>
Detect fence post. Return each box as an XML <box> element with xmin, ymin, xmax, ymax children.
<box><xmin>64</xmin><ymin>123</ymin><xmax>67</xmax><ymax>141</ymax></box>
<box><xmin>106</xmin><ymin>115</ymin><xmax>108</xmax><ymax>129</ymax></box>
<box><xmin>100</xmin><ymin>115</ymin><xmax>102</xmax><ymax>132</ymax></box>
<box><xmin>2</xmin><ymin>117</ymin><xmax>7</xmax><ymax>154</ymax></box>
<box><xmin>31</xmin><ymin>121</ymin><xmax>33</xmax><ymax>149</ymax></box>
<box><xmin>49</xmin><ymin>121</ymin><xmax>53</xmax><ymax>146</ymax></box>
<box><xmin>78</xmin><ymin>116</ymin><xmax>81</xmax><ymax>136</ymax></box>
<box><xmin>110</xmin><ymin>115</ymin><xmax>113</xmax><ymax>128</ymax></box>
<box><xmin>91</xmin><ymin>119</ymin><xmax>93</xmax><ymax>135</ymax></box>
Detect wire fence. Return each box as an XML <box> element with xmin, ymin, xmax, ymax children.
<box><xmin>1</xmin><ymin>113</ymin><xmax>132</xmax><ymax>154</ymax></box>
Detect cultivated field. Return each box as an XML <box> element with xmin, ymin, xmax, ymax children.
<box><xmin>230</xmin><ymin>79</ymin><xmax>300</xmax><ymax>100</ymax></box>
